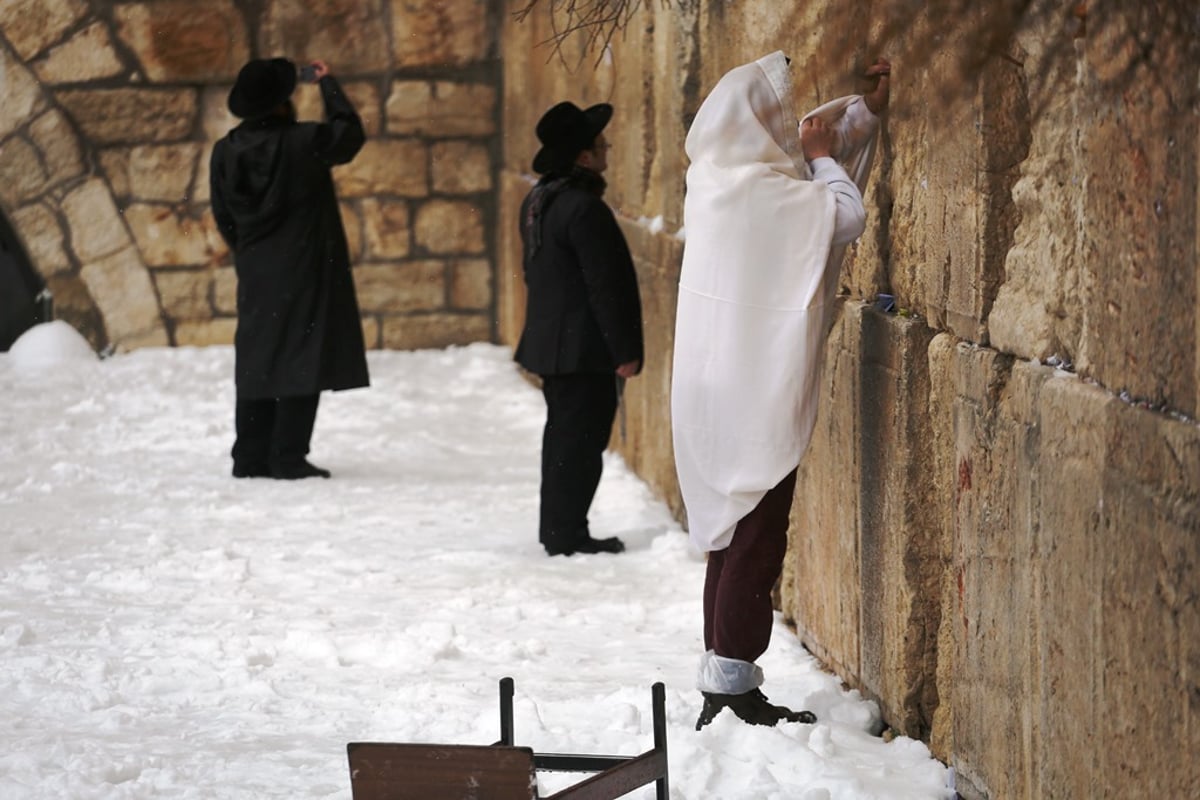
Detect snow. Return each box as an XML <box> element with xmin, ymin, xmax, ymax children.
<box><xmin>0</xmin><ymin>323</ymin><xmax>952</xmax><ymax>799</ymax></box>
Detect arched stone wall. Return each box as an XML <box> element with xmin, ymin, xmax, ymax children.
<box><xmin>0</xmin><ymin>0</ymin><xmax>501</xmax><ymax>353</ymax></box>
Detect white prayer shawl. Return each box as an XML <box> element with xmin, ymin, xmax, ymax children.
<box><xmin>672</xmin><ymin>51</ymin><xmax>880</xmax><ymax>552</ymax></box>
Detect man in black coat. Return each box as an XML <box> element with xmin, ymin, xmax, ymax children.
<box><xmin>517</xmin><ymin>101</ymin><xmax>644</xmax><ymax>556</ymax></box>
<box><xmin>210</xmin><ymin>58</ymin><xmax>369</xmax><ymax>480</ymax></box>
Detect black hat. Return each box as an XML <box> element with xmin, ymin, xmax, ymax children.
<box><xmin>531</xmin><ymin>101</ymin><xmax>613</xmax><ymax>174</ymax></box>
<box><xmin>228</xmin><ymin>58</ymin><xmax>297</xmax><ymax>119</ymax></box>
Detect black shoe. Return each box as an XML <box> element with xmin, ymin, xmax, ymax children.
<box><xmin>232</xmin><ymin>462</ymin><xmax>271</xmax><ymax>478</ymax></box>
<box><xmin>270</xmin><ymin>460</ymin><xmax>331</xmax><ymax>480</ymax></box>
<box><xmin>544</xmin><ymin>535</ymin><xmax>625</xmax><ymax>556</ymax></box>
<box><xmin>695</xmin><ymin>689</ymin><xmax>816</xmax><ymax>730</ymax></box>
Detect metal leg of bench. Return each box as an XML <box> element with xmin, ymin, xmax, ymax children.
<box><xmin>651</xmin><ymin>682</ymin><xmax>669</xmax><ymax>800</ymax></box>
<box><xmin>498</xmin><ymin>676</ymin><xmax>515</xmax><ymax>747</ymax></box>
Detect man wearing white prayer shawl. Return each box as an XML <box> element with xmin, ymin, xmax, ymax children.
<box><xmin>672</xmin><ymin>51</ymin><xmax>891</xmax><ymax>729</ymax></box>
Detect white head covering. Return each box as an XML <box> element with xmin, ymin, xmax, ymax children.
<box><xmin>671</xmin><ymin>52</ymin><xmax>875</xmax><ymax>552</ymax></box>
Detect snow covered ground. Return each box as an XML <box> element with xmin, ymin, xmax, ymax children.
<box><xmin>0</xmin><ymin>322</ymin><xmax>952</xmax><ymax>799</ymax></box>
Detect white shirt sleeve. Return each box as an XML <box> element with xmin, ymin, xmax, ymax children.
<box><xmin>809</xmin><ymin>156</ymin><xmax>866</xmax><ymax>245</ymax></box>
<box><xmin>805</xmin><ymin>97</ymin><xmax>880</xmax><ymax>246</ymax></box>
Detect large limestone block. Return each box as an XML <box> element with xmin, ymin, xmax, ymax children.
<box><xmin>940</xmin><ymin>347</ymin><xmax>1051</xmax><ymax>799</ymax></box>
<box><xmin>432</xmin><ymin>140</ymin><xmax>492</xmax><ymax>194</ymax></box>
<box><xmin>213</xmin><ymin>267</ymin><xmax>237</xmax><ymax>315</ymax></box>
<box><xmin>354</xmin><ymin>261</ymin><xmax>444</xmax><ymax>313</ymax></box>
<box><xmin>154</xmin><ymin>268</ymin><xmax>213</xmax><ymax>320</ymax></box>
<box><xmin>413</xmin><ymin>199</ymin><xmax>484</xmax><ymax>255</ymax></box>
<box><xmin>855</xmin><ymin>307</ymin><xmax>941</xmax><ymax>739</ymax></box>
<box><xmin>781</xmin><ymin>301</ymin><xmax>863</xmax><ymax>681</ymax></box>
<box><xmin>494</xmin><ymin>172</ymin><xmax>532</xmax><ymax>349</ymax></box>
<box><xmin>386</xmin><ymin>81</ymin><xmax>497</xmax><ymax>137</ymax></box>
<box><xmin>43</xmin><ymin>271</ymin><xmax>106</xmax><ymax>350</ymax></box>
<box><xmin>0</xmin><ymin>0</ymin><xmax>88</xmax><ymax>61</ymax></box>
<box><xmin>1093</xmin><ymin>400</ymin><xmax>1200</xmax><ymax>797</ymax></box>
<box><xmin>79</xmin><ymin>245</ymin><xmax>167</xmax><ymax>348</ymax></box>
<box><xmin>124</xmin><ymin>204</ymin><xmax>213</xmax><ymax>267</ymax></box>
<box><xmin>61</xmin><ymin>179</ymin><xmax>131</xmax><ymax>262</ymax></box>
<box><xmin>201</xmin><ymin>86</ymin><xmax>240</xmax><ymax>144</ymax></box>
<box><xmin>335</xmin><ymin>139</ymin><xmax>428</xmax><ymax>198</ymax></box>
<box><xmin>259</xmin><ymin>0</ymin><xmax>389</xmax><ymax>74</ymax></box>
<box><xmin>361</xmin><ymin>198</ymin><xmax>411</xmax><ymax>260</ymax></box>
<box><xmin>114</xmin><ymin>0</ymin><xmax>248</xmax><ymax>82</ymax></box>
<box><xmin>32</xmin><ymin>21</ymin><xmax>124</xmax><ymax>84</ymax></box>
<box><xmin>0</xmin><ymin>137</ymin><xmax>50</xmax><ymax>207</ymax></box>
<box><xmin>294</xmin><ymin>81</ymin><xmax>382</xmax><ymax>137</ymax></box>
<box><xmin>11</xmin><ymin>201</ymin><xmax>71</xmax><ymax>276</ymax></box>
<box><xmin>28</xmin><ymin>109</ymin><xmax>85</xmax><ymax>188</ymax></box>
<box><xmin>174</xmin><ymin>318</ymin><xmax>237</xmax><ymax>347</ymax></box>
<box><xmin>391</xmin><ymin>0</ymin><xmax>492</xmax><ymax>67</ymax></box>
<box><xmin>379</xmin><ymin>311</ymin><xmax>491</xmax><ymax>350</ymax></box>
<box><xmin>448</xmin><ymin>258</ymin><xmax>491</xmax><ymax>311</ymax></box>
<box><xmin>0</xmin><ymin>50</ymin><xmax>46</xmax><ymax>139</ymax></box>
<box><xmin>104</xmin><ymin>144</ymin><xmax>203</xmax><ymax>203</ymax></box>
<box><xmin>56</xmin><ymin>88</ymin><xmax>197</xmax><ymax>144</ymax></box>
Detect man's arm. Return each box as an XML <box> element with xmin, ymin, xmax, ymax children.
<box><xmin>208</xmin><ymin>142</ymin><xmax>238</xmax><ymax>251</ymax></box>
<box><xmin>303</xmin><ymin>60</ymin><xmax>366</xmax><ymax>165</ymax></box>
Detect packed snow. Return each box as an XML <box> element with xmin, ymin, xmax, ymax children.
<box><xmin>0</xmin><ymin>322</ymin><xmax>952</xmax><ymax>799</ymax></box>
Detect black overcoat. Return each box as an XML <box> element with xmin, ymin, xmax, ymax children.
<box><xmin>515</xmin><ymin>182</ymin><xmax>644</xmax><ymax>376</ymax></box>
<box><xmin>210</xmin><ymin>76</ymin><xmax>369</xmax><ymax>399</ymax></box>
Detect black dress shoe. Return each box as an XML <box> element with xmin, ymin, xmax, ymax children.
<box><xmin>232</xmin><ymin>462</ymin><xmax>271</xmax><ymax>478</ymax></box>
<box><xmin>695</xmin><ymin>689</ymin><xmax>816</xmax><ymax>730</ymax></box>
<box><xmin>544</xmin><ymin>534</ymin><xmax>625</xmax><ymax>556</ymax></box>
<box><xmin>270</xmin><ymin>460</ymin><xmax>332</xmax><ymax>480</ymax></box>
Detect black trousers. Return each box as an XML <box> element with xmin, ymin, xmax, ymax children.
<box><xmin>232</xmin><ymin>394</ymin><xmax>320</xmax><ymax>471</ymax></box>
<box><xmin>538</xmin><ymin>372</ymin><xmax>619</xmax><ymax>550</ymax></box>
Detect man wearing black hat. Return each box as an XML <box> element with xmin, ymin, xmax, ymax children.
<box><xmin>210</xmin><ymin>58</ymin><xmax>368</xmax><ymax>480</ymax></box>
<box><xmin>516</xmin><ymin>101</ymin><xmax>645</xmax><ymax>556</ymax></box>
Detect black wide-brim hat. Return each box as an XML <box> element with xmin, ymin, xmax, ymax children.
<box><xmin>228</xmin><ymin>58</ymin><xmax>297</xmax><ymax>119</ymax></box>
<box><xmin>531</xmin><ymin>101</ymin><xmax>613</xmax><ymax>174</ymax></box>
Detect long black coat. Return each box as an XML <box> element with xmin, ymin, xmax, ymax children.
<box><xmin>210</xmin><ymin>77</ymin><xmax>368</xmax><ymax>399</ymax></box>
<box><xmin>515</xmin><ymin>179</ymin><xmax>644</xmax><ymax>376</ymax></box>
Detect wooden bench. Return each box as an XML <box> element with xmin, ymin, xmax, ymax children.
<box><xmin>347</xmin><ymin>678</ymin><xmax>669</xmax><ymax>800</ymax></box>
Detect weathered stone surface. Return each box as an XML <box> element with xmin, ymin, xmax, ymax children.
<box><xmin>448</xmin><ymin>258</ymin><xmax>491</xmax><ymax>310</ymax></box>
<box><xmin>11</xmin><ymin>201</ymin><xmax>71</xmax><ymax>276</ymax></box>
<box><xmin>386</xmin><ymin>81</ymin><xmax>497</xmax><ymax>137</ymax></box>
<box><xmin>0</xmin><ymin>137</ymin><xmax>50</xmax><ymax>207</ymax></box>
<box><xmin>294</xmin><ymin>81</ymin><xmax>383</xmax><ymax>137</ymax></box>
<box><xmin>114</xmin><ymin>0</ymin><xmax>248</xmax><ymax>82</ymax></box>
<box><xmin>44</xmin><ymin>271</ymin><xmax>106</xmax><ymax>350</ymax></box>
<box><xmin>114</xmin><ymin>144</ymin><xmax>203</xmax><ymax>203</ymax></box>
<box><xmin>213</xmin><ymin>266</ymin><xmax>237</xmax><ymax>315</ymax></box>
<box><xmin>360</xmin><ymin>316</ymin><xmax>380</xmax><ymax>350</ymax></box>
<box><xmin>0</xmin><ymin>50</ymin><xmax>46</xmax><ymax>140</ymax></box>
<box><xmin>124</xmin><ymin>204</ymin><xmax>212</xmax><ymax>267</ymax></box>
<box><xmin>361</xmin><ymin>198</ymin><xmax>411</xmax><ymax>259</ymax></box>
<box><xmin>200</xmin><ymin>86</ymin><xmax>240</xmax><ymax>145</ymax></box>
<box><xmin>28</xmin><ymin>109</ymin><xmax>85</xmax><ymax>187</ymax></box>
<box><xmin>354</xmin><ymin>261</ymin><xmax>444</xmax><ymax>313</ymax></box>
<box><xmin>413</xmin><ymin>199</ymin><xmax>484</xmax><ymax>255</ymax></box>
<box><xmin>391</xmin><ymin>0</ymin><xmax>491</xmax><ymax>67</ymax></box>
<box><xmin>259</xmin><ymin>0</ymin><xmax>389</xmax><ymax>74</ymax></box>
<box><xmin>379</xmin><ymin>311</ymin><xmax>490</xmax><ymax>350</ymax></box>
<box><xmin>340</xmin><ymin>201</ymin><xmax>363</xmax><ymax>261</ymax></box>
<box><xmin>154</xmin><ymin>268</ymin><xmax>213</xmax><ymax>320</ymax></box>
<box><xmin>174</xmin><ymin>318</ymin><xmax>237</xmax><ymax>347</ymax></box>
<box><xmin>32</xmin><ymin>21</ymin><xmax>124</xmax><ymax>84</ymax></box>
<box><xmin>431</xmin><ymin>140</ymin><xmax>492</xmax><ymax>194</ymax></box>
<box><xmin>56</xmin><ymin>88</ymin><xmax>197</xmax><ymax>144</ymax></box>
<box><xmin>334</xmin><ymin>139</ymin><xmax>428</xmax><ymax>198</ymax></box>
<box><xmin>79</xmin><ymin>245</ymin><xmax>167</xmax><ymax>347</ymax></box>
<box><xmin>61</xmin><ymin>179</ymin><xmax>131</xmax><ymax>263</ymax></box>
<box><xmin>0</xmin><ymin>0</ymin><xmax>88</xmax><ymax>61</ymax></box>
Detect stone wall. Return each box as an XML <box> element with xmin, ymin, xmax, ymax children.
<box><xmin>0</xmin><ymin>0</ymin><xmax>500</xmax><ymax>352</ymax></box>
<box><xmin>497</xmin><ymin>2</ymin><xmax>1198</xmax><ymax>798</ymax></box>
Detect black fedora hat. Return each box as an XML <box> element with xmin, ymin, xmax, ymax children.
<box><xmin>228</xmin><ymin>58</ymin><xmax>297</xmax><ymax>119</ymax></box>
<box><xmin>531</xmin><ymin>101</ymin><xmax>613</xmax><ymax>174</ymax></box>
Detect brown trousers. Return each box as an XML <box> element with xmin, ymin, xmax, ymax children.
<box><xmin>702</xmin><ymin>468</ymin><xmax>798</xmax><ymax>663</ymax></box>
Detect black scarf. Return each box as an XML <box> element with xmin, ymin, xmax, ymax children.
<box><xmin>522</xmin><ymin>166</ymin><xmax>607</xmax><ymax>258</ymax></box>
